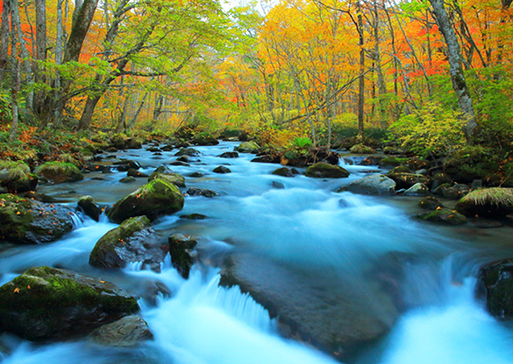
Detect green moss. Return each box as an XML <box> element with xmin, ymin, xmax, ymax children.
<box><xmin>35</xmin><ymin>161</ymin><xmax>83</xmax><ymax>184</ymax></box>
<box><xmin>418</xmin><ymin>208</ymin><xmax>467</xmax><ymax>225</ymax></box>
<box><xmin>350</xmin><ymin>144</ymin><xmax>376</xmax><ymax>154</ymax></box>
<box><xmin>455</xmin><ymin>188</ymin><xmax>513</xmax><ymax>217</ymax></box>
<box><xmin>305</xmin><ymin>162</ymin><xmax>350</xmax><ymax>178</ymax></box>
<box><xmin>379</xmin><ymin>157</ymin><xmax>409</xmax><ymax>167</ymax></box>
<box><xmin>148</xmin><ymin>172</ymin><xmax>186</xmax><ymax>188</ymax></box>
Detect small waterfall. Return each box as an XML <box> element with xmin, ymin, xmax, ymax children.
<box><xmin>70</xmin><ymin>211</ymin><xmax>83</xmax><ymax>228</ymax></box>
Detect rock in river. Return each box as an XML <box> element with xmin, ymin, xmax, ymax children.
<box><xmin>107</xmin><ymin>178</ymin><xmax>184</xmax><ymax>223</ymax></box>
<box><xmin>0</xmin><ymin>267</ymin><xmax>139</xmax><ymax>341</ymax></box>
<box><xmin>89</xmin><ymin>315</ymin><xmax>153</xmax><ymax>347</ymax></box>
<box><xmin>89</xmin><ymin>216</ymin><xmax>167</xmax><ymax>272</ymax></box>
<box><xmin>305</xmin><ymin>162</ymin><xmax>350</xmax><ymax>178</ymax></box>
<box><xmin>0</xmin><ymin>193</ymin><xmax>75</xmax><ymax>244</ymax></box>
<box><xmin>338</xmin><ymin>174</ymin><xmax>395</xmax><ymax>195</ymax></box>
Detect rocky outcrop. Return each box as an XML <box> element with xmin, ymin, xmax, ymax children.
<box><xmin>0</xmin><ymin>194</ymin><xmax>75</xmax><ymax>244</ymax></box>
<box><xmin>305</xmin><ymin>162</ymin><xmax>350</xmax><ymax>178</ymax></box>
<box><xmin>338</xmin><ymin>174</ymin><xmax>395</xmax><ymax>195</ymax></box>
<box><xmin>89</xmin><ymin>216</ymin><xmax>167</xmax><ymax>272</ymax></box>
<box><xmin>107</xmin><ymin>178</ymin><xmax>184</xmax><ymax>223</ymax></box>
<box><xmin>35</xmin><ymin>162</ymin><xmax>83</xmax><ymax>184</ymax></box>
<box><xmin>169</xmin><ymin>234</ymin><xmax>198</xmax><ymax>279</ymax></box>
<box><xmin>89</xmin><ymin>315</ymin><xmax>153</xmax><ymax>347</ymax></box>
<box><xmin>0</xmin><ymin>267</ymin><xmax>139</xmax><ymax>341</ymax></box>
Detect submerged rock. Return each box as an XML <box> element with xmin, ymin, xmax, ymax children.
<box><xmin>0</xmin><ymin>194</ymin><xmax>75</xmax><ymax>244</ymax></box>
<box><xmin>35</xmin><ymin>162</ymin><xmax>83</xmax><ymax>184</ymax></box>
<box><xmin>169</xmin><ymin>234</ymin><xmax>198</xmax><ymax>279</ymax></box>
<box><xmin>305</xmin><ymin>162</ymin><xmax>350</xmax><ymax>178</ymax></box>
<box><xmin>186</xmin><ymin>187</ymin><xmax>218</xmax><ymax>198</ymax></box>
<box><xmin>219</xmin><ymin>253</ymin><xmax>398</xmax><ymax>360</ymax></box>
<box><xmin>0</xmin><ymin>267</ymin><xmax>139</xmax><ymax>341</ymax></box>
<box><xmin>213</xmin><ymin>166</ymin><xmax>231</xmax><ymax>174</ymax></box>
<box><xmin>78</xmin><ymin>195</ymin><xmax>101</xmax><ymax>221</ymax></box>
<box><xmin>107</xmin><ymin>178</ymin><xmax>184</xmax><ymax>223</ymax></box>
<box><xmin>89</xmin><ymin>315</ymin><xmax>153</xmax><ymax>347</ymax></box>
<box><xmin>89</xmin><ymin>216</ymin><xmax>167</xmax><ymax>272</ymax></box>
<box><xmin>338</xmin><ymin>174</ymin><xmax>395</xmax><ymax>195</ymax></box>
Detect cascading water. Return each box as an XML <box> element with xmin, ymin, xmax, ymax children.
<box><xmin>1</xmin><ymin>141</ymin><xmax>513</xmax><ymax>364</ymax></box>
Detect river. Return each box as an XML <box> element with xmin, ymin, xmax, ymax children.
<box><xmin>1</xmin><ymin>141</ymin><xmax>513</xmax><ymax>364</ymax></box>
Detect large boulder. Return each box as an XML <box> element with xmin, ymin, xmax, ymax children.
<box><xmin>235</xmin><ymin>141</ymin><xmax>260</xmax><ymax>154</ymax></box>
<box><xmin>107</xmin><ymin>178</ymin><xmax>184</xmax><ymax>223</ymax></box>
<box><xmin>89</xmin><ymin>216</ymin><xmax>167</xmax><ymax>272</ymax></box>
<box><xmin>0</xmin><ymin>194</ymin><xmax>75</xmax><ymax>244</ymax></box>
<box><xmin>455</xmin><ymin>188</ymin><xmax>513</xmax><ymax>218</ymax></box>
<box><xmin>175</xmin><ymin>148</ymin><xmax>200</xmax><ymax>157</ymax></box>
<box><xmin>271</xmin><ymin>167</ymin><xmax>298</xmax><ymax>177</ymax></box>
<box><xmin>213</xmin><ymin>166</ymin><xmax>231</xmax><ymax>174</ymax></box>
<box><xmin>479</xmin><ymin>259</ymin><xmax>513</xmax><ymax>318</ymax></box>
<box><xmin>35</xmin><ymin>161</ymin><xmax>83</xmax><ymax>184</ymax></box>
<box><xmin>169</xmin><ymin>234</ymin><xmax>198</xmax><ymax>279</ymax></box>
<box><xmin>220</xmin><ymin>253</ymin><xmax>398</xmax><ymax>360</ymax></box>
<box><xmin>305</xmin><ymin>162</ymin><xmax>350</xmax><ymax>178</ymax></box>
<box><xmin>349</xmin><ymin>144</ymin><xmax>376</xmax><ymax>154</ymax></box>
<box><xmin>89</xmin><ymin>315</ymin><xmax>153</xmax><ymax>347</ymax></box>
<box><xmin>338</xmin><ymin>174</ymin><xmax>395</xmax><ymax>195</ymax></box>
<box><xmin>0</xmin><ymin>267</ymin><xmax>139</xmax><ymax>341</ymax></box>
<box><xmin>0</xmin><ymin>161</ymin><xmax>38</xmax><ymax>193</ymax></box>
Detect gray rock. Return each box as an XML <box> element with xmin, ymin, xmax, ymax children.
<box><xmin>339</xmin><ymin>174</ymin><xmax>396</xmax><ymax>195</ymax></box>
<box><xmin>78</xmin><ymin>195</ymin><xmax>101</xmax><ymax>221</ymax></box>
<box><xmin>89</xmin><ymin>315</ymin><xmax>153</xmax><ymax>347</ymax></box>
<box><xmin>403</xmin><ymin>183</ymin><xmax>430</xmax><ymax>196</ymax></box>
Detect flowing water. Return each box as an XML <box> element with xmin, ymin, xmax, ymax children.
<box><xmin>1</xmin><ymin>141</ymin><xmax>513</xmax><ymax>363</ymax></box>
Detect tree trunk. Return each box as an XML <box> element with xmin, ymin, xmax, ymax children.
<box><xmin>0</xmin><ymin>0</ymin><xmax>11</xmax><ymax>82</ymax></box>
<box><xmin>33</xmin><ymin>0</ymin><xmax>47</xmax><ymax>114</ymax></box>
<box><xmin>428</xmin><ymin>0</ymin><xmax>476</xmax><ymax>143</ymax></box>
<box><xmin>357</xmin><ymin>0</ymin><xmax>365</xmax><ymax>139</ymax></box>
<box><xmin>63</xmin><ymin>0</ymin><xmax>98</xmax><ymax>64</ymax></box>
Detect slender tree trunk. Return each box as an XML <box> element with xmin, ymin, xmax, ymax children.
<box><xmin>33</xmin><ymin>0</ymin><xmax>47</xmax><ymax>114</ymax></box>
<box><xmin>357</xmin><ymin>0</ymin><xmax>365</xmax><ymax>139</ymax></box>
<box><xmin>9</xmin><ymin>36</ymin><xmax>20</xmax><ymax>142</ymax></box>
<box><xmin>128</xmin><ymin>92</ymin><xmax>148</xmax><ymax>130</ymax></box>
<box><xmin>428</xmin><ymin>0</ymin><xmax>476</xmax><ymax>143</ymax></box>
<box><xmin>0</xmin><ymin>0</ymin><xmax>11</xmax><ymax>85</ymax></box>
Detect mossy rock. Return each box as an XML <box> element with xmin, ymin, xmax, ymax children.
<box><xmin>431</xmin><ymin>173</ymin><xmax>452</xmax><ymax>191</ymax></box>
<box><xmin>417</xmin><ymin>208</ymin><xmax>467</xmax><ymax>225</ymax></box>
<box><xmin>192</xmin><ymin>134</ymin><xmax>219</xmax><ymax>146</ymax></box>
<box><xmin>349</xmin><ymin>144</ymin><xmax>376</xmax><ymax>154</ymax></box>
<box><xmin>127</xmin><ymin>168</ymin><xmax>149</xmax><ymax>178</ymax></box>
<box><xmin>434</xmin><ymin>183</ymin><xmax>469</xmax><ymax>200</ymax></box>
<box><xmin>148</xmin><ymin>171</ymin><xmax>186</xmax><ymax>188</ymax></box>
<box><xmin>235</xmin><ymin>141</ymin><xmax>260</xmax><ymax>154</ymax></box>
<box><xmin>120</xmin><ymin>177</ymin><xmax>136</xmax><ymax>183</ymax></box>
<box><xmin>379</xmin><ymin>157</ymin><xmax>409</xmax><ymax>167</ymax></box>
<box><xmin>107</xmin><ymin>178</ymin><xmax>184</xmax><ymax>223</ymax></box>
<box><xmin>186</xmin><ymin>187</ymin><xmax>218</xmax><ymax>197</ymax></box>
<box><xmin>78</xmin><ymin>195</ymin><xmax>101</xmax><ymax>222</ymax></box>
<box><xmin>386</xmin><ymin>172</ymin><xmax>428</xmax><ymax>189</ymax></box>
<box><xmin>35</xmin><ymin>161</ymin><xmax>83</xmax><ymax>184</ymax></box>
<box><xmin>383</xmin><ymin>146</ymin><xmax>405</xmax><ymax>155</ymax></box>
<box><xmin>0</xmin><ymin>194</ymin><xmax>75</xmax><ymax>244</ymax></box>
<box><xmin>455</xmin><ymin>188</ymin><xmax>513</xmax><ymax>218</ymax></box>
<box><xmin>403</xmin><ymin>183</ymin><xmax>430</xmax><ymax>196</ymax></box>
<box><xmin>338</xmin><ymin>174</ymin><xmax>395</xmax><ymax>195</ymax></box>
<box><xmin>0</xmin><ymin>266</ymin><xmax>139</xmax><ymax>341</ymax></box>
<box><xmin>419</xmin><ymin>196</ymin><xmax>443</xmax><ymax>210</ymax></box>
<box><xmin>479</xmin><ymin>259</ymin><xmax>513</xmax><ymax>318</ymax></box>
<box><xmin>305</xmin><ymin>162</ymin><xmax>350</xmax><ymax>178</ymax></box>
<box><xmin>0</xmin><ymin>161</ymin><xmax>37</xmax><ymax>193</ymax></box>
<box><xmin>271</xmin><ymin>167</ymin><xmax>297</xmax><ymax>177</ymax></box>
<box><xmin>387</xmin><ymin>166</ymin><xmax>411</xmax><ymax>175</ymax></box>
<box><xmin>169</xmin><ymin>234</ymin><xmax>198</xmax><ymax>279</ymax></box>
<box><xmin>90</xmin><ymin>216</ymin><xmax>166</xmax><ymax>272</ymax></box>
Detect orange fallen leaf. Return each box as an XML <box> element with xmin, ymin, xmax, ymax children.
<box><xmin>13</xmin><ymin>288</ymin><xmax>20</xmax><ymax>293</ymax></box>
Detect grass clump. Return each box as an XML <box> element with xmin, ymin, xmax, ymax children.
<box><xmin>455</xmin><ymin>188</ymin><xmax>513</xmax><ymax>217</ymax></box>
